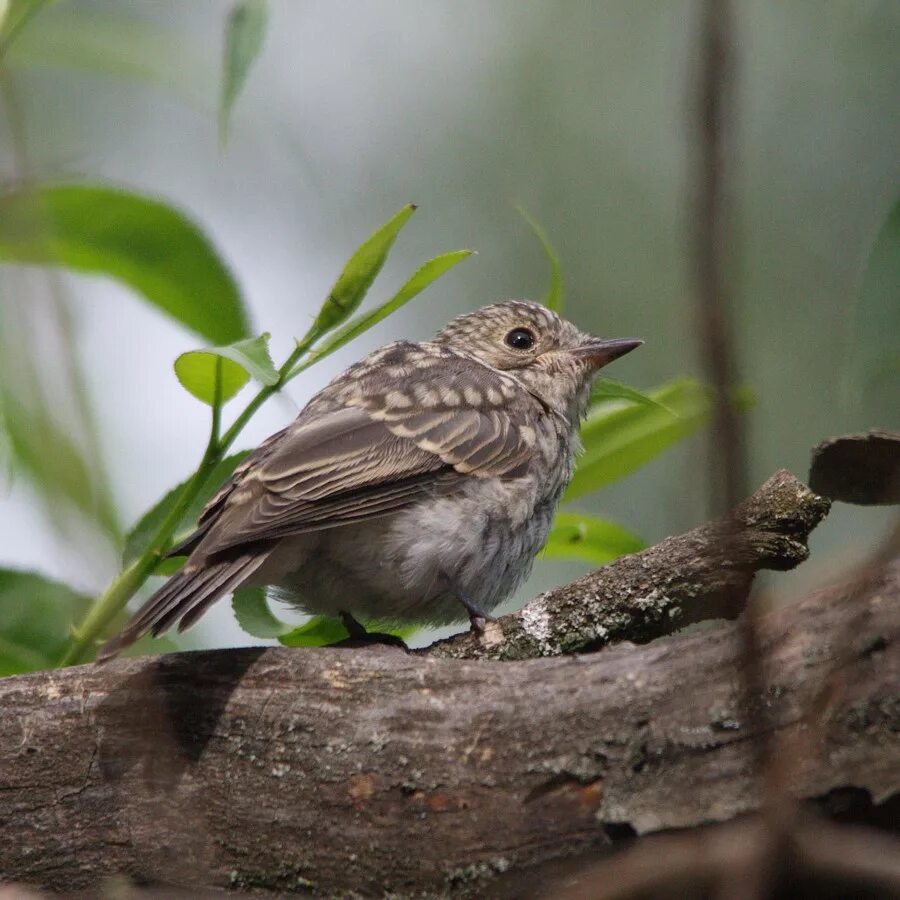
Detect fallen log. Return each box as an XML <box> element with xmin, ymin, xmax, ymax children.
<box><xmin>1</xmin><ymin>472</ymin><xmax>895</xmax><ymax>897</ymax></box>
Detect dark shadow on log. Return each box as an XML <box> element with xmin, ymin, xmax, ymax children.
<box><xmin>97</xmin><ymin>647</ymin><xmax>267</xmax><ymax>785</ymax></box>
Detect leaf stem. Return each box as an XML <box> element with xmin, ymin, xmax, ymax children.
<box><xmin>217</xmin><ymin>324</ymin><xmax>318</xmax><ymax>453</ymax></box>
<box><xmin>209</xmin><ymin>356</ymin><xmax>224</xmax><ymax>451</ymax></box>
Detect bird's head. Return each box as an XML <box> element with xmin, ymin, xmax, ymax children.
<box><xmin>433</xmin><ymin>300</ymin><xmax>642</xmax><ymax>421</ymax></box>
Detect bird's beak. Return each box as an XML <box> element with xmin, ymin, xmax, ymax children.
<box><xmin>572</xmin><ymin>337</ymin><xmax>643</xmax><ymax>370</ymax></box>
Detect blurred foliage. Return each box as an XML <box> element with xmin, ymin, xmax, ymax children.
<box><xmin>0</xmin><ymin>185</ymin><xmax>249</xmax><ymax>343</ymax></box>
<box><xmin>123</xmin><ymin>451</ymin><xmax>252</xmax><ymax>570</ymax></box>
<box><xmin>566</xmin><ymin>379</ymin><xmax>719</xmax><ymax>501</ymax></box>
<box><xmin>542</xmin><ymin>512</ymin><xmax>643</xmax><ymax>566</ymax></box>
<box><xmin>0</xmin><ymin>569</ymin><xmax>89</xmax><ymax>675</ymax></box>
<box><xmin>220</xmin><ymin>0</ymin><xmax>268</xmax><ymax>142</ymax></box>
<box><xmin>0</xmin><ymin>567</ymin><xmax>177</xmax><ymax>673</ymax></box>
<box><xmin>4</xmin><ymin>8</ymin><xmax>206</xmax><ymax>101</ymax></box>
<box><xmin>516</xmin><ymin>206</ymin><xmax>564</xmax><ymax>313</ymax></box>
<box><xmin>2</xmin><ymin>386</ymin><xmax>120</xmax><ymax>540</ymax></box>
<box><xmin>0</xmin><ymin>279</ymin><xmax>121</xmax><ymax>575</ymax></box>
<box><xmin>0</xmin><ymin>0</ymin><xmax>56</xmax><ymax>59</ymax></box>
<box><xmin>845</xmin><ymin>193</ymin><xmax>900</xmax><ymax>408</ymax></box>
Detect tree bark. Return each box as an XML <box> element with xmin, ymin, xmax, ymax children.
<box><xmin>0</xmin><ymin>473</ymin><xmax>896</xmax><ymax>897</ymax></box>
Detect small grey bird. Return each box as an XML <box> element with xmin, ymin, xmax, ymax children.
<box><xmin>98</xmin><ymin>301</ymin><xmax>640</xmax><ymax>660</ymax></box>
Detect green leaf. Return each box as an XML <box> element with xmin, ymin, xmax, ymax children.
<box><xmin>311</xmin><ymin>204</ymin><xmax>417</xmax><ymax>336</ymax></box>
<box><xmin>1</xmin><ymin>390</ymin><xmax>121</xmax><ymax>540</ymax></box>
<box><xmin>844</xmin><ymin>195</ymin><xmax>900</xmax><ymax>406</ymax></box>
<box><xmin>232</xmin><ymin>591</ymin><xmax>418</xmax><ymax>647</ymax></box>
<box><xmin>516</xmin><ymin>205</ymin><xmax>563</xmax><ymax>313</ymax></box>
<box><xmin>6</xmin><ymin>10</ymin><xmax>209</xmax><ymax>105</ymax></box>
<box><xmin>175</xmin><ymin>333</ymin><xmax>278</xmax><ymax>406</ymax></box>
<box><xmin>232</xmin><ymin>586</ymin><xmax>289</xmax><ymax>639</ymax></box>
<box><xmin>291</xmin><ymin>249</ymin><xmax>473</xmax><ymax>377</ymax></box>
<box><xmin>590</xmin><ymin>378</ymin><xmax>677</xmax><ymax>416</ymax></box>
<box><xmin>566</xmin><ymin>379</ymin><xmax>714</xmax><ymax>501</ymax></box>
<box><xmin>543</xmin><ymin>512</ymin><xmax>644</xmax><ymax>566</ymax></box>
<box><xmin>220</xmin><ymin>0</ymin><xmax>268</xmax><ymax>142</ymax></box>
<box><xmin>0</xmin><ymin>0</ymin><xmax>55</xmax><ymax>58</ymax></box>
<box><xmin>278</xmin><ymin>616</ymin><xmax>350</xmax><ymax>647</ymax></box>
<box><xmin>0</xmin><ymin>389</ymin><xmax>11</xmax><ymax>486</ymax></box>
<box><xmin>0</xmin><ymin>569</ymin><xmax>91</xmax><ymax>676</ymax></box>
<box><xmin>0</xmin><ymin>185</ymin><xmax>249</xmax><ymax>344</ymax></box>
<box><xmin>232</xmin><ymin>589</ymin><xmax>396</xmax><ymax>648</ymax></box>
<box><xmin>123</xmin><ymin>451</ymin><xmax>251</xmax><ymax>567</ymax></box>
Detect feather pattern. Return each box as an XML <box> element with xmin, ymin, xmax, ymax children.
<box><xmin>94</xmin><ymin>554</ymin><xmax>264</xmax><ymax>661</ymax></box>
<box><xmin>190</xmin><ymin>356</ymin><xmax>543</xmax><ymax>555</ymax></box>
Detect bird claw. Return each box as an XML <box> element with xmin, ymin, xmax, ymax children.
<box><xmin>445</xmin><ymin>578</ymin><xmax>495</xmax><ymax>634</ymax></box>
<box><xmin>469</xmin><ymin>611</ymin><xmax>496</xmax><ymax>634</ymax></box>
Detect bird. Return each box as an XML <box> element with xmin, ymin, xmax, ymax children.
<box><xmin>97</xmin><ymin>300</ymin><xmax>641</xmax><ymax>661</ymax></box>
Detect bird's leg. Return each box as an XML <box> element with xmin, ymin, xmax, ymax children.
<box><xmin>339</xmin><ymin>611</ymin><xmax>368</xmax><ymax>640</ymax></box>
<box><xmin>336</xmin><ymin>611</ymin><xmax>408</xmax><ymax>650</ymax></box>
<box><xmin>445</xmin><ymin>582</ymin><xmax>496</xmax><ymax>634</ymax></box>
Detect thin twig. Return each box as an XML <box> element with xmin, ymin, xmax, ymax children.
<box><xmin>692</xmin><ymin>0</ymin><xmax>746</xmax><ymax>516</ymax></box>
<box><xmin>691</xmin><ymin>5</ymin><xmax>787</xmax><ymax>898</ymax></box>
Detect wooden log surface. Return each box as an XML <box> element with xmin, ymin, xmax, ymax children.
<box><xmin>0</xmin><ymin>472</ymin><xmax>896</xmax><ymax>897</ymax></box>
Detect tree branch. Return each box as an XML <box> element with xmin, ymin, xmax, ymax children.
<box><xmin>532</xmin><ymin>817</ymin><xmax>900</xmax><ymax>900</ymax></box>
<box><xmin>429</xmin><ymin>469</ymin><xmax>829</xmax><ymax>660</ymax></box>
<box><xmin>809</xmin><ymin>429</ymin><xmax>900</xmax><ymax>506</ymax></box>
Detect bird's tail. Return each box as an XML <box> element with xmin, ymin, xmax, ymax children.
<box><xmin>96</xmin><ymin>553</ymin><xmax>266</xmax><ymax>663</ymax></box>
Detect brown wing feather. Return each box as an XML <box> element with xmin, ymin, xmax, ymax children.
<box><xmin>186</xmin><ymin>351</ymin><xmax>541</xmax><ymax>557</ymax></box>
<box><xmin>194</xmin><ymin>408</ymin><xmax>451</xmax><ymax>554</ymax></box>
<box><xmin>348</xmin><ymin>352</ymin><xmax>539</xmax><ymax>476</ymax></box>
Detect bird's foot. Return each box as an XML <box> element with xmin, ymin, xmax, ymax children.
<box><xmin>468</xmin><ymin>610</ymin><xmax>497</xmax><ymax>635</ymax></box>
<box><xmin>446</xmin><ymin>583</ymin><xmax>496</xmax><ymax>635</ymax></box>
<box><xmin>334</xmin><ymin>611</ymin><xmax>408</xmax><ymax>651</ymax></box>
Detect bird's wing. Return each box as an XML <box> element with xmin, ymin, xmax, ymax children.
<box><xmin>192</xmin><ymin>354</ymin><xmax>541</xmax><ymax>556</ymax></box>
<box><xmin>97</xmin><ymin>351</ymin><xmax>543</xmax><ymax>660</ymax></box>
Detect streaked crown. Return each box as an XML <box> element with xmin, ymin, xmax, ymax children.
<box><xmin>433</xmin><ymin>300</ymin><xmax>586</xmax><ymax>369</ymax></box>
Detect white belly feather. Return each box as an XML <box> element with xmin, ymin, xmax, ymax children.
<box><xmin>260</xmin><ymin>471</ymin><xmax>565</xmax><ymax>627</ymax></box>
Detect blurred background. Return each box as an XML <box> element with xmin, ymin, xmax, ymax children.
<box><xmin>0</xmin><ymin>0</ymin><xmax>897</xmax><ymax>654</ymax></box>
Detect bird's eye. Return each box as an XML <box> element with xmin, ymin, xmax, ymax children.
<box><xmin>504</xmin><ymin>327</ymin><xmax>536</xmax><ymax>351</ymax></box>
